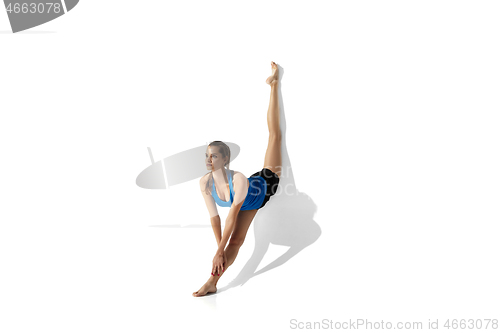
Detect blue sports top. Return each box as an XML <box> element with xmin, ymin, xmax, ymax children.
<box><xmin>211</xmin><ymin>170</ymin><xmax>267</xmax><ymax>211</ymax></box>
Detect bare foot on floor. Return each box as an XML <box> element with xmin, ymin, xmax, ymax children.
<box><xmin>266</xmin><ymin>61</ymin><xmax>279</xmax><ymax>85</ymax></box>
<box><xmin>192</xmin><ymin>281</ymin><xmax>217</xmax><ymax>297</ymax></box>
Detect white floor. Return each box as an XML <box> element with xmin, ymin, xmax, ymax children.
<box><xmin>1</xmin><ymin>1</ymin><xmax>499</xmax><ymax>332</ymax></box>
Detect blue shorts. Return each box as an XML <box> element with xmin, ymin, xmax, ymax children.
<box><xmin>249</xmin><ymin>168</ymin><xmax>280</xmax><ymax>209</ymax></box>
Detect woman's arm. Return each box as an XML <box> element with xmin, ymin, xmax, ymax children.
<box><xmin>210</xmin><ymin>215</ymin><xmax>222</xmax><ymax>246</ymax></box>
<box><xmin>211</xmin><ymin>173</ymin><xmax>248</xmax><ymax>276</ymax></box>
<box><xmin>199</xmin><ymin>175</ymin><xmax>220</xmax><ymax>244</ymax></box>
<box><xmin>215</xmin><ymin>173</ymin><xmax>248</xmax><ymax>255</ymax></box>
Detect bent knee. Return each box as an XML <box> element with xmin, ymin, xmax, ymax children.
<box><xmin>228</xmin><ymin>238</ymin><xmax>245</xmax><ymax>247</ymax></box>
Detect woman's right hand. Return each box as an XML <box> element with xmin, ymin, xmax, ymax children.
<box><xmin>218</xmin><ymin>243</ymin><xmax>227</xmax><ymax>268</ymax></box>
<box><xmin>211</xmin><ymin>251</ymin><xmax>228</xmax><ymax>276</ymax></box>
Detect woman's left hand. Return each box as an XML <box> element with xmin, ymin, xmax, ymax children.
<box><xmin>212</xmin><ymin>251</ymin><xmax>226</xmax><ymax>276</ymax></box>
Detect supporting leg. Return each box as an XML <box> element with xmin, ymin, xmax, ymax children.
<box><xmin>192</xmin><ymin>209</ymin><xmax>258</xmax><ymax>296</ymax></box>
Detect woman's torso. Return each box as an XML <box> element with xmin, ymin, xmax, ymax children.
<box><xmin>211</xmin><ymin>169</ymin><xmax>267</xmax><ymax>211</ymax></box>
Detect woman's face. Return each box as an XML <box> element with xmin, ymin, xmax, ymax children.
<box><xmin>205</xmin><ymin>146</ymin><xmax>227</xmax><ymax>171</ymax></box>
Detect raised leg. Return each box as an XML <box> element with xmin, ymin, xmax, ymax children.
<box><xmin>263</xmin><ymin>61</ymin><xmax>282</xmax><ymax>178</ymax></box>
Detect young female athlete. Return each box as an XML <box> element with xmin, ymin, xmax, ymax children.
<box><xmin>192</xmin><ymin>61</ymin><xmax>282</xmax><ymax>297</ymax></box>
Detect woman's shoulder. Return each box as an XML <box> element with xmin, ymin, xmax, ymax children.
<box><xmin>231</xmin><ymin>170</ymin><xmax>249</xmax><ymax>190</ymax></box>
<box><xmin>232</xmin><ymin>170</ymin><xmax>247</xmax><ymax>179</ymax></box>
<box><xmin>200</xmin><ymin>172</ymin><xmax>212</xmax><ymax>187</ymax></box>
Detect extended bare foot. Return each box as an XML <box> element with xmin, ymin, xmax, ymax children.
<box><xmin>192</xmin><ymin>280</ymin><xmax>217</xmax><ymax>297</ymax></box>
<box><xmin>266</xmin><ymin>61</ymin><xmax>279</xmax><ymax>85</ymax></box>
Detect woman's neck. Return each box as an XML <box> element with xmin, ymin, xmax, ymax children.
<box><xmin>212</xmin><ymin>167</ymin><xmax>228</xmax><ymax>183</ymax></box>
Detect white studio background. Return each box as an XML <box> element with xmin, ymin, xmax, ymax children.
<box><xmin>1</xmin><ymin>1</ymin><xmax>499</xmax><ymax>332</ymax></box>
